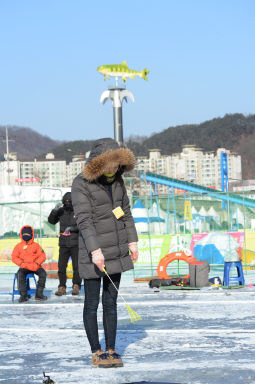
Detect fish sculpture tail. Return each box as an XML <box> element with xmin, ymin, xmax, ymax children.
<box><xmin>140</xmin><ymin>68</ymin><xmax>149</xmax><ymax>81</ymax></box>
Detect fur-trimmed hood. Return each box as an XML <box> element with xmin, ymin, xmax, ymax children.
<box><xmin>83</xmin><ymin>138</ymin><xmax>136</xmax><ymax>181</ymax></box>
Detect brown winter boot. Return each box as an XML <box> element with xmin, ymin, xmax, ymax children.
<box><xmin>107</xmin><ymin>349</ymin><xmax>123</xmax><ymax>368</ymax></box>
<box><xmin>55</xmin><ymin>286</ymin><xmax>66</xmax><ymax>296</ymax></box>
<box><xmin>72</xmin><ymin>284</ymin><xmax>80</xmax><ymax>296</ymax></box>
<box><xmin>91</xmin><ymin>350</ymin><xmax>113</xmax><ymax>368</ymax></box>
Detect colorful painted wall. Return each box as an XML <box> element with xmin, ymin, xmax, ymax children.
<box><xmin>1</xmin><ymin>231</ymin><xmax>255</xmax><ymax>271</ymax></box>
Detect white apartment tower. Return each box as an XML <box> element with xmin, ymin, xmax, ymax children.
<box><xmin>0</xmin><ymin>147</ymin><xmax>242</xmax><ymax>191</ymax></box>
<box><xmin>135</xmin><ymin>146</ymin><xmax>242</xmax><ymax>190</ymax></box>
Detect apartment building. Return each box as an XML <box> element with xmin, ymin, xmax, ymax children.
<box><xmin>0</xmin><ymin>147</ymin><xmax>242</xmax><ymax>192</ymax></box>
<box><xmin>66</xmin><ymin>158</ymin><xmax>86</xmax><ymax>187</ymax></box>
<box><xmin>0</xmin><ymin>152</ymin><xmax>89</xmax><ymax>188</ymax></box>
<box><xmin>19</xmin><ymin>153</ymin><xmax>67</xmax><ymax>187</ymax></box>
<box><xmin>134</xmin><ymin>146</ymin><xmax>242</xmax><ymax>191</ymax></box>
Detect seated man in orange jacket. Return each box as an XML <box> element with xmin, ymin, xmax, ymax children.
<box><xmin>12</xmin><ymin>225</ymin><xmax>47</xmax><ymax>303</ymax></box>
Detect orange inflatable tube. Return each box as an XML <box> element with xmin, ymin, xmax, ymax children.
<box><xmin>157</xmin><ymin>251</ymin><xmax>204</xmax><ymax>280</ymax></box>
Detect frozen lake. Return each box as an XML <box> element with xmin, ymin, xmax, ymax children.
<box><xmin>0</xmin><ymin>272</ymin><xmax>255</xmax><ymax>384</ymax></box>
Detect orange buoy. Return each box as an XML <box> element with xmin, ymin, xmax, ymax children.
<box><xmin>157</xmin><ymin>251</ymin><xmax>204</xmax><ymax>280</ymax></box>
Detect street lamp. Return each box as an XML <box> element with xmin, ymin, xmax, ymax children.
<box><xmin>1</xmin><ymin>126</ymin><xmax>15</xmax><ymax>184</ymax></box>
<box><xmin>100</xmin><ymin>82</ymin><xmax>134</xmax><ymax>146</ymax></box>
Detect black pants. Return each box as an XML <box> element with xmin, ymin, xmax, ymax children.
<box><xmin>18</xmin><ymin>268</ymin><xmax>46</xmax><ymax>294</ymax></box>
<box><xmin>58</xmin><ymin>246</ymin><xmax>81</xmax><ymax>287</ymax></box>
<box><xmin>83</xmin><ymin>273</ymin><xmax>121</xmax><ymax>353</ymax></box>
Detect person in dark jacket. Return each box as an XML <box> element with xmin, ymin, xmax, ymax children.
<box><xmin>71</xmin><ymin>138</ymin><xmax>138</xmax><ymax>368</ymax></box>
<box><xmin>48</xmin><ymin>192</ymin><xmax>81</xmax><ymax>296</ymax></box>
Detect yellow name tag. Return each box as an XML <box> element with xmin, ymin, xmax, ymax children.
<box><xmin>23</xmin><ymin>245</ymin><xmax>28</xmax><ymax>249</ymax></box>
<box><xmin>112</xmin><ymin>206</ymin><xmax>125</xmax><ymax>219</ymax></box>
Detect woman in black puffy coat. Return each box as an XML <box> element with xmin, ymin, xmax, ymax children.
<box><xmin>71</xmin><ymin>138</ymin><xmax>138</xmax><ymax>368</ymax></box>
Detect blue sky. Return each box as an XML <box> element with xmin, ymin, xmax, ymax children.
<box><xmin>0</xmin><ymin>0</ymin><xmax>254</xmax><ymax>142</ymax></box>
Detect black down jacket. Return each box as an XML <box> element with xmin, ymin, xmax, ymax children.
<box><xmin>48</xmin><ymin>192</ymin><xmax>79</xmax><ymax>247</ymax></box>
<box><xmin>71</xmin><ymin>138</ymin><xmax>138</xmax><ymax>279</ymax></box>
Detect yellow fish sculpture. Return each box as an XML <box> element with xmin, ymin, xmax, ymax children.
<box><xmin>97</xmin><ymin>61</ymin><xmax>149</xmax><ymax>82</ymax></box>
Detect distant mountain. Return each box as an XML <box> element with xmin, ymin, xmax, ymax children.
<box><xmin>140</xmin><ymin>113</ymin><xmax>255</xmax><ymax>179</ymax></box>
<box><xmin>142</xmin><ymin>113</ymin><xmax>255</xmax><ymax>155</ymax></box>
<box><xmin>0</xmin><ymin>125</ymin><xmax>60</xmax><ymax>160</ymax></box>
<box><xmin>48</xmin><ymin>113</ymin><xmax>255</xmax><ymax>178</ymax></box>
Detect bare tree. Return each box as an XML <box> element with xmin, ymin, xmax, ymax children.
<box><xmin>33</xmin><ymin>167</ymin><xmax>48</xmax><ymax>186</ymax></box>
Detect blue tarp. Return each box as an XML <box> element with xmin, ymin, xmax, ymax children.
<box><xmin>194</xmin><ymin>244</ymin><xmax>224</xmax><ymax>264</ymax></box>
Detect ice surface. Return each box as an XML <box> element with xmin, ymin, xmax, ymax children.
<box><xmin>1</xmin><ymin>273</ymin><xmax>255</xmax><ymax>384</ymax></box>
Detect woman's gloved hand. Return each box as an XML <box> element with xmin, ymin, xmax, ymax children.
<box><xmin>91</xmin><ymin>248</ymin><xmax>105</xmax><ymax>271</ymax></box>
<box><xmin>128</xmin><ymin>242</ymin><xmax>138</xmax><ymax>262</ymax></box>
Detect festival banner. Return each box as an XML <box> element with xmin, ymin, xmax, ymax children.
<box><xmin>1</xmin><ymin>232</ymin><xmax>255</xmax><ymax>269</ymax></box>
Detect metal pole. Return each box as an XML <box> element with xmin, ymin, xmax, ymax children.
<box><xmin>113</xmin><ymin>105</ymin><xmax>123</xmax><ymax>146</ymax></box>
<box><xmin>172</xmin><ymin>187</ymin><xmax>177</xmax><ymax>233</ymax></box>
<box><xmin>145</xmin><ymin>189</ymin><xmax>153</xmax><ymax>278</ymax></box>
<box><xmin>166</xmin><ymin>187</ymin><xmax>170</xmax><ymax>233</ymax></box>
<box><xmin>154</xmin><ymin>183</ymin><xmax>162</xmax><ymax>233</ymax></box>
<box><xmin>130</xmin><ymin>179</ymin><xmax>133</xmax><ymax>209</ymax></box>
<box><xmin>243</xmin><ymin>187</ymin><xmax>247</xmax><ymax>271</ymax></box>
<box><xmin>142</xmin><ymin>173</ymin><xmax>153</xmax><ymax>277</ymax></box>
<box><xmin>227</xmin><ymin>182</ymin><xmax>230</xmax><ymax>231</ymax></box>
<box><xmin>6</xmin><ymin>126</ymin><xmax>10</xmax><ymax>185</ymax></box>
